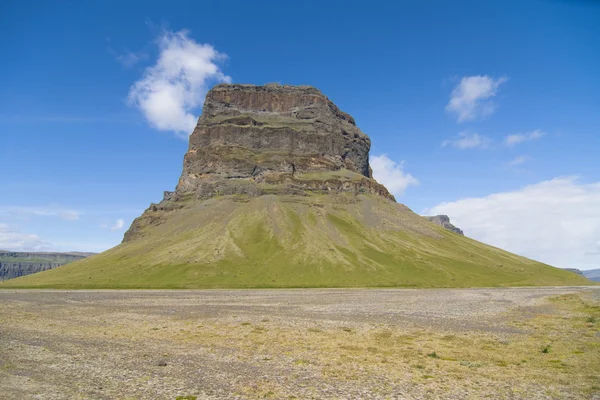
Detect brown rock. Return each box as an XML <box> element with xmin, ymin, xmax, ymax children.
<box><xmin>124</xmin><ymin>84</ymin><xmax>395</xmax><ymax>243</ymax></box>
<box><xmin>173</xmin><ymin>84</ymin><xmax>393</xmax><ymax>201</ymax></box>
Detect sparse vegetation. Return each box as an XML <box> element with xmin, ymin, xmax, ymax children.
<box><xmin>0</xmin><ymin>289</ymin><xmax>598</xmax><ymax>399</ymax></box>
<box><xmin>541</xmin><ymin>344</ymin><xmax>552</xmax><ymax>354</ymax></box>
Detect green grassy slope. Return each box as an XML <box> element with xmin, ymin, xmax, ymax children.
<box><xmin>2</xmin><ymin>193</ymin><xmax>591</xmax><ymax>288</ymax></box>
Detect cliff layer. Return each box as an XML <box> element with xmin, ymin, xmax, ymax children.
<box><xmin>0</xmin><ymin>251</ymin><xmax>93</xmax><ymax>280</ymax></box>
<box><xmin>171</xmin><ymin>84</ymin><xmax>392</xmax><ymax>201</ymax></box>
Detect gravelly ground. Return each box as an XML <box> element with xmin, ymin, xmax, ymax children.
<box><xmin>0</xmin><ymin>287</ymin><xmax>598</xmax><ymax>400</ymax></box>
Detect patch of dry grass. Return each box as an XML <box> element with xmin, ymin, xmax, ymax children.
<box><xmin>0</xmin><ymin>291</ymin><xmax>598</xmax><ymax>399</ymax></box>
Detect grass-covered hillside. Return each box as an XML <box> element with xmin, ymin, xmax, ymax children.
<box><xmin>2</xmin><ymin>192</ymin><xmax>590</xmax><ymax>289</ymax></box>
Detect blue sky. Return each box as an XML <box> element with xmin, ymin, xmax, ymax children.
<box><xmin>1</xmin><ymin>0</ymin><xmax>599</xmax><ymax>269</ymax></box>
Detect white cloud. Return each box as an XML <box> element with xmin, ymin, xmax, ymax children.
<box><xmin>508</xmin><ymin>155</ymin><xmax>528</xmax><ymax>166</ymax></box>
<box><xmin>370</xmin><ymin>154</ymin><xmax>419</xmax><ymax>198</ymax></box>
<box><xmin>110</xmin><ymin>219</ymin><xmax>125</xmax><ymax>231</ymax></box>
<box><xmin>504</xmin><ymin>129</ymin><xmax>546</xmax><ymax>146</ymax></box>
<box><xmin>115</xmin><ymin>51</ymin><xmax>148</xmax><ymax>68</ymax></box>
<box><xmin>0</xmin><ymin>223</ymin><xmax>53</xmax><ymax>252</ymax></box>
<box><xmin>446</xmin><ymin>75</ymin><xmax>507</xmax><ymax>122</ymax></box>
<box><xmin>442</xmin><ymin>132</ymin><xmax>491</xmax><ymax>149</ymax></box>
<box><xmin>424</xmin><ymin>177</ymin><xmax>600</xmax><ymax>270</ymax></box>
<box><xmin>101</xmin><ymin>219</ymin><xmax>125</xmax><ymax>231</ymax></box>
<box><xmin>128</xmin><ymin>29</ymin><xmax>232</xmax><ymax>138</ymax></box>
<box><xmin>0</xmin><ymin>206</ymin><xmax>80</xmax><ymax>221</ymax></box>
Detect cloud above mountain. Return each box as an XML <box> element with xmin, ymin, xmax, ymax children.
<box><xmin>446</xmin><ymin>75</ymin><xmax>507</xmax><ymax>122</ymax></box>
<box><xmin>129</xmin><ymin>30</ymin><xmax>232</xmax><ymax>138</ymax></box>
<box><xmin>442</xmin><ymin>132</ymin><xmax>491</xmax><ymax>149</ymax></box>
<box><xmin>370</xmin><ymin>154</ymin><xmax>419</xmax><ymax>198</ymax></box>
<box><xmin>0</xmin><ymin>223</ymin><xmax>52</xmax><ymax>251</ymax></box>
<box><xmin>425</xmin><ymin>177</ymin><xmax>600</xmax><ymax>270</ymax></box>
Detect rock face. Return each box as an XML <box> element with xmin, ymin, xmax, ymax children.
<box><xmin>124</xmin><ymin>84</ymin><xmax>395</xmax><ymax>243</ymax></box>
<box><xmin>425</xmin><ymin>215</ymin><xmax>464</xmax><ymax>235</ymax></box>
<box><xmin>172</xmin><ymin>84</ymin><xmax>393</xmax><ymax>201</ymax></box>
<box><xmin>0</xmin><ymin>251</ymin><xmax>94</xmax><ymax>280</ymax></box>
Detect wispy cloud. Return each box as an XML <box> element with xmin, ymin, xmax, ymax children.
<box><xmin>101</xmin><ymin>218</ymin><xmax>126</xmax><ymax>231</ymax></box>
<box><xmin>111</xmin><ymin>219</ymin><xmax>125</xmax><ymax>231</ymax></box>
<box><xmin>128</xmin><ymin>29</ymin><xmax>232</xmax><ymax>138</ymax></box>
<box><xmin>507</xmin><ymin>155</ymin><xmax>528</xmax><ymax>166</ymax></box>
<box><xmin>443</xmin><ymin>129</ymin><xmax>546</xmax><ymax>151</ymax></box>
<box><xmin>0</xmin><ymin>223</ymin><xmax>53</xmax><ymax>252</ymax></box>
<box><xmin>115</xmin><ymin>51</ymin><xmax>148</xmax><ymax>68</ymax></box>
<box><xmin>442</xmin><ymin>132</ymin><xmax>491</xmax><ymax>149</ymax></box>
<box><xmin>370</xmin><ymin>154</ymin><xmax>419</xmax><ymax>198</ymax></box>
<box><xmin>0</xmin><ymin>205</ymin><xmax>81</xmax><ymax>221</ymax></box>
<box><xmin>107</xmin><ymin>38</ymin><xmax>149</xmax><ymax>68</ymax></box>
<box><xmin>504</xmin><ymin>129</ymin><xmax>546</xmax><ymax>146</ymax></box>
<box><xmin>446</xmin><ymin>75</ymin><xmax>507</xmax><ymax>122</ymax></box>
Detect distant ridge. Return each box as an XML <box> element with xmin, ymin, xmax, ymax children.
<box><xmin>583</xmin><ymin>269</ymin><xmax>600</xmax><ymax>282</ymax></box>
<box><xmin>0</xmin><ymin>251</ymin><xmax>95</xmax><ymax>281</ymax></box>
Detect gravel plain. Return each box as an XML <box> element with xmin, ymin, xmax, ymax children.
<box><xmin>0</xmin><ymin>287</ymin><xmax>599</xmax><ymax>399</ymax></box>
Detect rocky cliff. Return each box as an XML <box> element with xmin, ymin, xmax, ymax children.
<box><xmin>124</xmin><ymin>84</ymin><xmax>394</xmax><ymax>243</ymax></box>
<box><xmin>178</xmin><ymin>84</ymin><xmax>382</xmax><ymax>193</ymax></box>
<box><xmin>425</xmin><ymin>215</ymin><xmax>464</xmax><ymax>235</ymax></box>
<box><xmin>0</xmin><ymin>251</ymin><xmax>94</xmax><ymax>280</ymax></box>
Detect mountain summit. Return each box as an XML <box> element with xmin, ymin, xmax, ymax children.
<box><xmin>4</xmin><ymin>84</ymin><xmax>589</xmax><ymax>288</ymax></box>
<box><xmin>125</xmin><ymin>83</ymin><xmax>393</xmax><ymax>243</ymax></box>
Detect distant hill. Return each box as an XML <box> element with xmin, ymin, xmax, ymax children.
<box><xmin>583</xmin><ymin>269</ymin><xmax>600</xmax><ymax>282</ymax></box>
<box><xmin>563</xmin><ymin>268</ymin><xmax>584</xmax><ymax>275</ymax></box>
<box><xmin>0</xmin><ymin>251</ymin><xmax>94</xmax><ymax>281</ymax></box>
<box><xmin>2</xmin><ymin>84</ymin><xmax>591</xmax><ymax>289</ymax></box>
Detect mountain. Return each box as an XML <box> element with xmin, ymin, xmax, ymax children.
<box><xmin>424</xmin><ymin>215</ymin><xmax>464</xmax><ymax>235</ymax></box>
<box><xmin>563</xmin><ymin>268</ymin><xmax>584</xmax><ymax>275</ymax></box>
<box><xmin>583</xmin><ymin>269</ymin><xmax>600</xmax><ymax>282</ymax></box>
<box><xmin>0</xmin><ymin>251</ymin><xmax>94</xmax><ymax>281</ymax></box>
<box><xmin>2</xmin><ymin>84</ymin><xmax>591</xmax><ymax>289</ymax></box>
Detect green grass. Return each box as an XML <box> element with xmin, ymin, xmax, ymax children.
<box><xmin>1</xmin><ymin>193</ymin><xmax>592</xmax><ymax>289</ymax></box>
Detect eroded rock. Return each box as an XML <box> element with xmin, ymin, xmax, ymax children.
<box><xmin>175</xmin><ymin>84</ymin><xmax>392</xmax><ymax>200</ymax></box>
<box><xmin>123</xmin><ymin>84</ymin><xmax>396</xmax><ymax>243</ymax></box>
<box><xmin>424</xmin><ymin>215</ymin><xmax>464</xmax><ymax>235</ymax></box>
